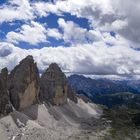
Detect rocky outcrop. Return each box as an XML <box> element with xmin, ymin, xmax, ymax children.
<box><xmin>67</xmin><ymin>85</ymin><xmax>77</xmax><ymax>103</ymax></box>
<box><xmin>0</xmin><ymin>68</ymin><xmax>12</xmax><ymax>116</ymax></box>
<box><xmin>0</xmin><ymin>55</ymin><xmax>77</xmax><ymax>116</ymax></box>
<box><xmin>40</xmin><ymin>63</ymin><xmax>77</xmax><ymax>105</ymax></box>
<box><xmin>40</xmin><ymin>63</ymin><xmax>67</xmax><ymax>105</ymax></box>
<box><xmin>8</xmin><ymin>55</ymin><xmax>40</xmax><ymax>110</ymax></box>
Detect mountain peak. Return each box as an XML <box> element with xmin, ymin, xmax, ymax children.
<box><xmin>8</xmin><ymin>55</ymin><xmax>40</xmax><ymax>110</ymax></box>
<box><xmin>19</xmin><ymin>55</ymin><xmax>34</xmax><ymax>64</ymax></box>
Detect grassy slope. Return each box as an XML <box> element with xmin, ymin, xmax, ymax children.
<box><xmin>102</xmin><ymin>106</ymin><xmax>140</xmax><ymax>140</ymax></box>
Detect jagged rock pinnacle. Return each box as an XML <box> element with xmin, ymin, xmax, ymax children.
<box><xmin>8</xmin><ymin>55</ymin><xmax>40</xmax><ymax>110</ymax></box>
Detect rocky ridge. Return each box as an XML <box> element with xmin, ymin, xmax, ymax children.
<box><xmin>40</xmin><ymin>63</ymin><xmax>77</xmax><ymax>105</ymax></box>
<box><xmin>0</xmin><ymin>68</ymin><xmax>12</xmax><ymax>117</ymax></box>
<box><xmin>0</xmin><ymin>55</ymin><xmax>78</xmax><ymax>115</ymax></box>
<box><xmin>8</xmin><ymin>55</ymin><xmax>40</xmax><ymax>110</ymax></box>
<box><xmin>0</xmin><ymin>56</ymin><xmax>106</xmax><ymax>140</ymax></box>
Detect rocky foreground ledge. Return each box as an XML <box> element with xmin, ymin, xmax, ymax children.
<box><xmin>0</xmin><ymin>56</ymin><xmax>109</xmax><ymax>140</ymax></box>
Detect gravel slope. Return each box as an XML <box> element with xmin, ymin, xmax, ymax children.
<box><xmin>0</xmin><ymin>99</ymin><xmax>108</xmax><ymax>140</ymax></box>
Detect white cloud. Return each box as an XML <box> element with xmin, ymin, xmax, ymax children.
<box><xmin>58</xmin><ymin>18</ymin><xmax>106</xmax><ymax>45</ymax></box>
<box><xmin>34</xmin><ymin>0</ymin><xmax>140</xmax><ymax>48</ymax></box>
<box><xmin>111</xmin><ymin>20</ymin><xmax>128</xmax><ymax>31</ymax></box>
<box><xmin>0</xmin><ymin>0</ymin><xmax>34</xmax><ymax>23</ymax></box>
<box><xmin>0</xmin><ymin>42</ymin><xmax>140</xmax><ymax>75</ymax></box>
<box><xmin>33</xmin><ymin>1</ymin><xmax>61</xmax><ymax>17</ymax></box>
<box><xmin>6</xmin><ymin>21</ymin><xmax>47</xmax><ymax>45</ymax></box>
<box><xmin>57</xmin><ymin>18</ymin><xmax>129</xmax><ymax>47</ymax></box>
<box><xmin>0</xmin><ymin>42</ymin><xmax>28</xmax><ymax>70</ymax></box>
<box><xmin>47</xmin><ymin>28</ymin><xmax>62</xmax><ymax>40</ymax></box>
<box><xmin>0</xmin><ymin>0</ymin><xmax>140</xmax><ymax>76</ymax></box>
<box><xmin>58</xmin><ymin>18</ymin><xmax>89</xmax><ymax>44</ymax></box>
<box><xmin>111</xmin><ymin>0</ymin><xmax>140</xmax><ymax>48</ymax></box>
<box><xmin>0</xmin><ymin>0</ymin><xmax>139</xmax><ymax>48</ymax></box>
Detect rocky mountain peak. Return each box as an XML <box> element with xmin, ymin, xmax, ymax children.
<box><xmin>0</xmin><ymin>68</ymin><xmax>12</xmax><ymax>116</ymax></box>
<box><xmin>49</xmin><ymin>63</ymin><xmax>61</xmax><ymax>70</ymax></box>
<box><xmin>40</xmin><ymin>63</ymin><xmax>77</xmax><ymax>105</ymax></box>
<box><xmin>40</xmin><ymin>63</ymin><xmax>68</xmax><ymax>105</ymax></box>
<box><xmin>19</xmin><ymin>55</ymin><xmax>34</xmax><ymax>64</ymax></box>
<box><xmin>1</xmin><ymin>67</ymin><xmax>8</xmax><ymax>83</ymax></box>
<box><xmin>8</xmin><ymin>55</ymin><xmax>40</xmax><ymax>110</ymax></box>
<box><xmin>44</xmin><ymin>63</ymin><xmax>65</xmax><ymax>79</ymax></box>
<box><xmin>0</xmin><ymin>56</ymin><xmax>77</xmax><ymax>117</ymax></box>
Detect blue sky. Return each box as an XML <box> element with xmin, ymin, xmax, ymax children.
<box><xmin>0</xmin><ymin>0</ymin><xmax>140</xmax><ymax>75</ymax></box>
<box><xmin>0</xmin><ymin>12</ymin><xmax>90</xmax><ymax>49</ymax></box>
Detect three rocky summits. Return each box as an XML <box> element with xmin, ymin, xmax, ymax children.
<box><xmin>0</xmin><ymin>55</ymin><xmax>77</xmax><ymax>117</ymax></box>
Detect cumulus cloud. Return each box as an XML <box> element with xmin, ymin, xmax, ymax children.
<box><xmin>0</xmin><ymin>42</ymin><xmax>140</xmax><ymax>75</ymax></box>
<box><xmin>57</xmin><ymin>18</ymin><xmax>102</xmax><ymax>44</ymax></box>
<box><xmin>0</xmin><ymin>0</ymin><xmax>140</xmax><ymax>48</ymax></box>
<box><xmin>6</xmin><ymin>21</ymin><xmax>47</xmax><ymax>45</ymax></box>
<box><xmin>0</xmin><ymin>0</ymin><xmax>34</xmax><ymax>23</ymax></box>
<box><xmin>0</xmin><ymin>43</ymin><xmax>13</xmax><ymax>57</ymax></box>
<box><xmin>33</xmin><ymin>0</ymin><xmax>140</xmax><ymax>48</ymax></box>
<box><xmin>0</xmin><ymin>0</ymin><xmax>140</xmax><ymax>76</ymax></box>
<box><xmin>57</xmin><ymin>18</ymin><xmax>129</xmax><ymax>47</ymax></box>
<box><xmin>0</xmin><ymin>42</ymin><xmax>28</xmax><ymax>70</ymax></box>
<box><xmin>111</xmin><ymin>0</ymin><xmax>140</xmax><ymax>48</ymax></box>
<box><xmin>58</xmin><ymin>18</ymin><xmax>89</xmax><ymax>44</ymax></box>
<box><xmin>47</xmin><ymin>28</ymin><xmax>62</xmax><ymax>40</ymax></box>
<box><xmin>33</xmin><ymin>1</ymin><xmax>61</xmax><ymax>17</ymax></box>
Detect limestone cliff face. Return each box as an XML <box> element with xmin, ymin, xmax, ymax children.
<box><xmin>0</xmin><ymin>68</ymin><xmax>12</xmax><ymax>116</ymax></box>
<box><xmin>0</xmin><ymin>56</ymin><xmax>78</xmax><ymax>117</ymax></box>
<box><xmin>40</xmin><ymin>63</ymin><xmax>77</xmax><ymax>105</ymax></box>
<box><xmin>67</xmin><ymin>85</ymin><xmax>77</xmax><ymax>103</ymax></box>
<box><xmin>40</xmin><ymin>63</ymin><xmax>67</xmax><ymax>105</ymax></box>
<box><xmin>8</xmin><ymin>55</ymin><xmax>40</xmax><ymax>110</ymax></box>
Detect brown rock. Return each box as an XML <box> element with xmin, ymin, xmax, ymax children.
<box><xmin>0</xmin><ymin>68</ymin><xmax>12</xmax><ymax>116</ymax></box>
<box><xmin>40</xmin><ymin>63</ymin><xmax>77</xmax><ymax>105</ymax></box>
<box><xmin>8</xmin><ymin>55</ymin><xmax>40</xmax><ymax>110</ymax></box>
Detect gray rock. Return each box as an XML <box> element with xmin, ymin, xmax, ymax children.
<box><xmin>40</xmin><ymin>63</ymin><xmax>77</xmax><ymax>105</ymax></box>
<box><xmin>0</xmin><ymin>68</ymin><xmax>12</xmax><ymax>117</ymax></box>
<box><xmin>8</xmin><ymin>55</ymin><xmax>40</xmax><ymax>110</ymax></box>
<box><xmin>67</xmin><ymin>85</ymin><xmax>77</xmax><ymax>103</ymax></box>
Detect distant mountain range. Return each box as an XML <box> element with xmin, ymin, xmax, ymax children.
<box><xmin>68</xmin><ymin>74</ymin><xmax>140</xmax><ymax>95</ymax></box>
<box><xmin>68</xmin><ymin>74</ymin><xmax>140</xmax><ymax>107</ymax></box>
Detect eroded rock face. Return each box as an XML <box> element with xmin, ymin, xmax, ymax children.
<box><xmin>0</xmin><ymin>68</ymin><xmax>12</xmax><ymax>116</ymax></box>
<box><xmin>40</xmin><ymin>63</ymin><xmax>77</xmax><ymax>105</ymax></box>
<box><xmin>8</xmin><ymin>55</ymin><xmax>40</xmax><ymax>110</ymax></box>
<box><xmin>40</xmin><ymin>63</ymin><xmax>67</xmax><ymax>105</ymax></box>
<box><xmin>67</xmin><ymin>85</ymin><xmax>77</xmax><ymax>103</ymax></box>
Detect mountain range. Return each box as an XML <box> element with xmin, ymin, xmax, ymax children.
<box><xmin>68</xmin><ymin>74</ymin><xmax>140</xmax><ymax>107</ymax></box>
<box><xmin>0</xmin><ymin>55</ymin><xmax>108</xmax><ymax>140</ymax></box>
<box><xmin>0</xmin><ymin>56</ymin><xmax>139</xmax><ymax>140</ymax></box>
<box><xmin>68</xmin><ymin>74</ymin><xmax>140</xmax><ymax>95</ymax></box>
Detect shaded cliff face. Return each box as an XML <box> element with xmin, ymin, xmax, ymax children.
<box><xmin>67</xmin><ymin>85</ymin><xmax>78</xmax><ymax>103</ymax></box>
<box><xmin>8</xmin><ymin>56</ymin><xmax>40</xmax><ymax>110</ymax></box>
<box><xmin>40</xmin><ymin>63</ymin><xmax>77</xmax><ymax>105</ymax></box>
<box><xmin>0</xmin><ymin>68</ymin><xmax>12</xmax><ymax>116</ymax></box>
<box><xmin>40</xmin><ymin>63</ymin><xmax>67</xmax><ymax>105</ymax></box>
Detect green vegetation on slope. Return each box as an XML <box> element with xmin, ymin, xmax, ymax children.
<box><xmin>103</xmin><ymin>106</ymin><xmax>140</xmax><ymax>140</ymax></box>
